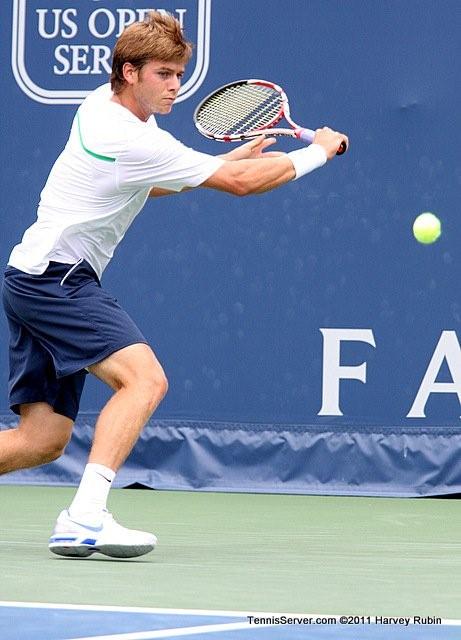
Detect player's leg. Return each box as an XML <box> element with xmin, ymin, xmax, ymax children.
<box><xmin>1</xmin><ymin>277</ymin><xmax>81</xmax><ymax>476</ymax></box>
<box><xmin>87</xmin><ymin>342</ymin><xmax>168</xmax><ymax>469</ymax></box>
<box><xmin>49</xmin><ymin>343</ymin><xmax>167</xmax><ymax>559</ymax></box>
<box><xmin>65</xmin><ymin>343</ymin><xmax>167</xmax><ymax>520</ymax></box>
<box><xmin>0</xmin><ymin>403</ymin><xmax>73</xmax><ymax>474</ymax></box>
<box><xmin>3</xmin><ymin>261</ymin><xmax>164</xmax><ymax>557</ymax></box>
<box><xmin>2</xmin><ymin>265</ymin><xmax>85</xmax><ymax>478</ymax></box>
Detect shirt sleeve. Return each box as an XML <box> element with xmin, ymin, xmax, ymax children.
<box><xmin>115</xmin><ymin>127</ymin><xmax>224</xmax><ymax>192</ymax></box>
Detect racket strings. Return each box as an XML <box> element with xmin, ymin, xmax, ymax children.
<box><xmin>202</xmin><ymin>88</ymin><xmax>281</xmax><ymax>134</ymax></box>
<box><xmin>196</xmin><ymin>84</ymin><xmax>283</xmax><ymax>135</ymax></box>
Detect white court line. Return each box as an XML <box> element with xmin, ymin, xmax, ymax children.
<box><xmin>0</xmin><ymin>601</ymin><xmax>250</xmax><ymax>617</ymax></box>
<box><xmin>0</xmin><ymin>601</ymin><xmax>460</xmax><ymax>627</ymax></box>
<box><xmin>65</xmin><ymin>621</ymin><xmax>260</xmax><ymax>640</ymax></box>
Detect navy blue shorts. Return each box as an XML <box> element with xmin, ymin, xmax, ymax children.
<box><xmin>2</xmin><ymin>260</ymin><xmax>148</xmax><ymax>421</ymax></box>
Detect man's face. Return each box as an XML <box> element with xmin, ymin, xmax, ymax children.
<box><xmin>131</xmin><ymin>59</ymin><xmax>185</xmax><ymax>119</ymax></box>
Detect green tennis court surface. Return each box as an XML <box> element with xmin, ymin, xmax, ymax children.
<box><xmin>0</xmin><ymin>485</ymin><xmax>460</xmax><ymax>638</ymax></box>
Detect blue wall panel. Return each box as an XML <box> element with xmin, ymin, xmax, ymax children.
<box><xmin>1</xmin><ymin>1</ymin><xmax>461</xmax><ymax>494</ymax></box>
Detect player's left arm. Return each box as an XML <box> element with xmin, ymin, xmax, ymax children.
<box><xmin>217</xmin><ymin>136</ymin><xmax>283</xmax><ymax>161</ymax></box>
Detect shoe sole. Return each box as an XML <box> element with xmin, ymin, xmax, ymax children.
<box><xmin>49</xmin><ymin>543</ymin><xmax>155</xmax><ymax>558</ymax></box>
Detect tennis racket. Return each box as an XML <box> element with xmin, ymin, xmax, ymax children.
<box><xmin>194</xmin><ymin>79</ymin><xmax>347</xmax><ymax>155</ymax></box>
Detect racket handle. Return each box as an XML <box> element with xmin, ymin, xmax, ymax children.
<box><xmin>295</xmin><ymin>128</ymin><xmax>315</xmax><ymax>145</ymax></box>
<box><xmin>296</xmin><ymin>128</ymin><xmax>347</xmax><ymax>156</ymax></box>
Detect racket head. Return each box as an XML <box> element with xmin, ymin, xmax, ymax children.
<box><xmin>193</xmin><ymin>79</ymin><xmax>289</xmax><ymax>142</ymax></box>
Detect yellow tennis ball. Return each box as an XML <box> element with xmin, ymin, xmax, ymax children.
<box><xmin>412</xmin><ymin>212</ymin><xmax>441</xmax><ymax>244</ymax></box>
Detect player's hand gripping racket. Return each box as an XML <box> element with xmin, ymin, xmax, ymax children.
<box><xmin>194</xmin><ymin>79</ymin><xmax>347</xmax><ymax>155</ymax></box>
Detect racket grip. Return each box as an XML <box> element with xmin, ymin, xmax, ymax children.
<box><xmin>295</xmin><ymin>128</ymin><xmax>315</xmax><ymax>146</ymax></box>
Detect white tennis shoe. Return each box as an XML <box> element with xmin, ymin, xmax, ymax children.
<box><xmin>48</xmin><ymin>509</ymin><xmax>157</xmax><ymax>558</ymax></box>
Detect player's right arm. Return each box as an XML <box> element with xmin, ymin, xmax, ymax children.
<box><xmin>202</xmin><ymin>127</ymin><xmax>347</xmax><ymax>196</ymax></box>
<box><xmin>148</xmin><ymin>154</ymin><xmax>300</xmax><ymax>197</ymax></box>
<box><xmin>137</xmin><ymin>124</ymin><xmax>345</xmax><ymax>198</ymax></box>
<box><xmin>202</xmin><ymin>155</ymin><xmax>297</xmax><ymax>196</ymax></box>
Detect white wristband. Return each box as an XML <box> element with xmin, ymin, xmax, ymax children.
<box><xmin>288</xmin><ymin>144</ymin><xmax>327</xmax><ymax>180</ymax></box>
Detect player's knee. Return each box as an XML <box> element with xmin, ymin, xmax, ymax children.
<box><xmin>39</xmin><ymin>443</ymin><xmax>65</xmax><ymax>464</ymax></box>
<box><xmin>17</xmin><ymin>410</ymin><xmax>73</xmax><ymax>465</ymax></box>
<box><xmin>157</xmin><ymin>372</ymin><xmax>169</xmax><ymax>400</ymax></box>
<box><xmin>112</xmin><ymin>348</ymin><xmax>169</xmax><ymax>412</ymax></box>
<box><xmin>143</xmin><ymin>370</ymin><xmax>169</xmax><ymax>412</ymax></box>
<box><xmin>124</xmin><ymin>367</ymin><xmax>168</xmax><ymax>417</ymax></box>
<box><xmin>30</xmin><ymin>433</ymin><xmax>70</xmax><ymax>464</ymax></box>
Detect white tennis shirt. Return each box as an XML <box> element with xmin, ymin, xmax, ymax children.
<box><xmin>8</xmin><ymin>83</ymin><xmax>224</xmax><ymax>279</ymax></box>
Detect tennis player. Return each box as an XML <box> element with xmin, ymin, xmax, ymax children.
<box><xmin>1</xmin><ymin>12</ymin><xmax>348</xmax><ymax>558</ymax></box>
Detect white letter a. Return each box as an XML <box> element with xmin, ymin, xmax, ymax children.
<box><xmin>407</xmin><ymin>331</ymin><xmax>461</xmax><ymax>418</ymax></box>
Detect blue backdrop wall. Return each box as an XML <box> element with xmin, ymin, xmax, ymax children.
<box><xmin>1</xmin><ymin>0</ymin><xmax>461</xmax><ymax>495</ymax></box>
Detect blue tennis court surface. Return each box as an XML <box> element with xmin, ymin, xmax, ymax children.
<box><xmin>1</xmin><ymin>603</ymin><xmax>460</xmax><ymax>640</ymax></box>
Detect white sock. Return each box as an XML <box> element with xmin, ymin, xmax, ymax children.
<box><xmin>68</xmin><ymin>463</ymin><xmax>116</xmax><ymax>524</ymax></box>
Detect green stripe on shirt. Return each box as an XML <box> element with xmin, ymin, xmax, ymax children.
<box><xmin>76</xmin><ymin>111</ymin><xmax>116</xmax><ymax>163</ymax></box>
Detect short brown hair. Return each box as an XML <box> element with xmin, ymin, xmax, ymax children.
<box><xmin>111</xmin><ymin>11</ymin><xmax>193</xmax><ymax>94</ymax></box>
